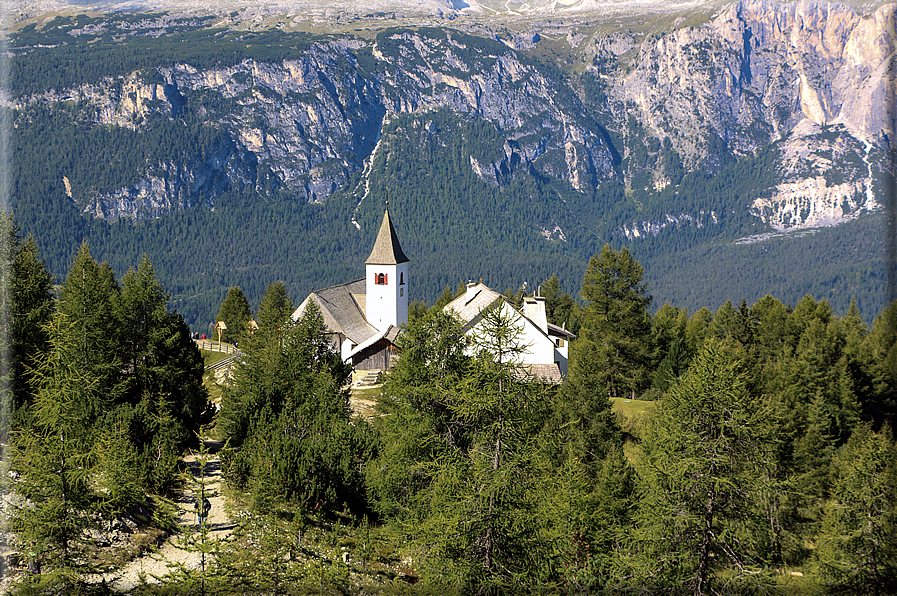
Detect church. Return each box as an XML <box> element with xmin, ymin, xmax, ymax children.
<box><xmin>292</xmin><ymin>206</ymin><xmax>575</xmax><ymax>380</ymax></box>
<box><xmin>291</xmin><ymin>208</ymin><xmax>408</xmax><ymax>371</ymax></box>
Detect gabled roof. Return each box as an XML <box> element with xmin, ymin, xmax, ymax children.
<box><xmin>515</xmin><ymin>363</ymin><xmax>563</xmax><ymax>384</ymax></box>
<box><xmin>348</xmin><ymin>324</ymin><xmax>398</xmax><ymax>361</ymax></box>
<box><xmin>442</xmin><ymin>283</ymin><xmax>503</xmax><ymax>328</ymax></box>
<box><xmin>444</xmin><ymin>282</ymin><xmax>576</xmax><ymax>342</ymax></box>
<box><xmin>291</xmin><ymin>279</ymin><xmax>379</xmax><ymax>345</ymax></box>
<box><xmin>547</xmin><ymin>322</ymin><xmax>576</xmax><ymax>339</ymax></box>
<box><xmin>365</xmin><ymin>209</ymin><xmax>409</xmax><ymax>265</ymax></box>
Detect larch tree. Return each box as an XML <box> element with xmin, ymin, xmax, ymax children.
<box><xmin>11</xmin><ymin>314</ymin><xmax>100</xmax><ymax>584</ymax></box>
<box><xmin>56</xmin><ymin>241</ymin><xmax>125</xmax><ymax>417</ymax></box>
<box><xmin>220</xmin><ymin>297</ymin><xmax>365</xmax><ymax>514</ymax></box>
<box><xmin>860</xmin><ymin>300</ymin><xmax>897</xmax><ymax>429</ymax></box>
<box><xmin>817</xmin><ymin>423</ymin><xmax>897</xmax><ymax>596</ymax></box>
<box><xmin>626</xmin><ymin>339</ymin><xmax>778</xmax><ymax>595</ymax></box>
<box><xmin>118</xmin><ymin>256</ymin><xmax>211</xmax><ymax>490</ymax></box>
<box><xmin>572</xmin><ymin>244</ymin><xmax>652</xmax><ymax>401</ymax></box>
<box><xmin>365</xmin><ymin>308</ymin><xmax>471</xmax><ymax>519</ymax></box>
<box><xmin>411</xmin><ymin>305</ymin><xmax>553</xmax><ymax>593</ymax></box>
<box><xmin>553</xmin><ymin>244</ymin><xmax>648</xmax><ymax>474</ymax></box>
<box><xmin>2</xmin><ymin>217</ymin><xmax>54</xmax><ymax>423</ymax></box>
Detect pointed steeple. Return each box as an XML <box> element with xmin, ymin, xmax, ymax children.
<box><xmin>365</xmin><ymin>208</ymin><xmax>409</xmax><ymax>265</ymax></box>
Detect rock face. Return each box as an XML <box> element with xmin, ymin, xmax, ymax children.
<box><xmin>614</xmin><ymin>0</ymin><xmax>894</xmax><ymax>230</ymax></box>
<box><xmin>10</xmin><ymin>0</ymin><xmax>895</xmax><ymax>232</ymax></box>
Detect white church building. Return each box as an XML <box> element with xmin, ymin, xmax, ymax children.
<box><xmin>292</xmin><ymin>207</ymin><xmax>575</xmax><ymax>380</ymax></box>
<box><xmin>291</xmin><ymin>208</ymin><xmax>409</xmax><ymax>370</ymax></box>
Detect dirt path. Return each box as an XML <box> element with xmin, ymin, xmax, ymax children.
<box><xmin>103</xmin><ymin>441</ymin><xmax>234</xmax><ymax>592</ymax></box>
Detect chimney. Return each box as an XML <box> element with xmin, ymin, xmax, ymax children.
<box><xmin>465</xmin><ymin>281</ymin><xmax>479</xmax><ymax>303</ymax></box>
<box><xmin>523</xmin><ymin>296</ymin><xmax>548</xmax><ymax>334</ymax></box>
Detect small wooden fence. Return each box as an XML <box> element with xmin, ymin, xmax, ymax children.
<box><xmin>194</xmin><ymin>340</ymin><xmax>238</xmax><ymax>355</ymax></box>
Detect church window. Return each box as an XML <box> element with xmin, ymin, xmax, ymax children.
<box><xmin>375</xmin><ymin>273</ymin><xmax>387</xmax><ymax>285</ymax></box>
<box><xmin>400</xmin><ymin>272</ymin><xmax>405</xmax><ymax>285</ymax></box>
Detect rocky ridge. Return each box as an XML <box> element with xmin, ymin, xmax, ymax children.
<box><xmin>9</xmin><ymin>0</ymin><xmax>896</xmax><ymax>234</ymax></box>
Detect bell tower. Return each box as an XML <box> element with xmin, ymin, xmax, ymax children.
<box><xmin>365</xmin><ymin>207</ymin><xmax>409</xmax><ymax>332</ymax></box>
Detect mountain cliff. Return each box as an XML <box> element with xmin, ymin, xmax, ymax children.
<box><xmin>7</xmin><ymin>0</ymin><xmax>896</xmax><ymax>324</ymax></box>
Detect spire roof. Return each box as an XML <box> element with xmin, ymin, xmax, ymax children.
<box><xmin>365</xmin><ymin>208</ymin><xmax>409</xmax><ymax>265</ymax></box>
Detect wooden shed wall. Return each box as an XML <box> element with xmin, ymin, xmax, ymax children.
<box><xmin>353</xmin><ymin>340</ymin><xmax>398</xmax><ymax>371</ymax></box>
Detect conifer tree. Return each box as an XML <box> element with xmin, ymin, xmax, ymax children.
<box><xmin>216</xmin><ymin>286</ymin><xmax>252</xmax><ymax>344</ymax></box>
<box><xmin>553</xmin><ymin>245</ymin><xmax>648</xmax><ymax>472</ymax></box>
<box><xmin>684</xmin><ymin>306</ymin><xmax>713</xmax><ymax>356</ymax></box>
<box><xmin>220</xmin><ymin>281</ymin><xmax>295</xmax><ymax>448</ymax></box>
<box><xmin>365</xmin><ymin>309</ymin><xmax>471</xmax><ymax>518</ymax></box>
<box><xmin>1</xmin><ymin>217</ymin><xmax>54</xmax><ymax>424</ymax></box>
<box><xmin>221</xmin><ymin>298</ymin><xmax>365</xmax><ymax>513</ymax></box>
<box><xmin>56</xmin><ymin>241</ymin><xmax>124</xmax><ymax>417</ymax></box>
<box><xmin>11</xmin><ymin>314</ymin><xmax>100</xmax><ymax>586</ymax></box>
<box><xmin>432</xmin><ymin>284</ymin><xmax>456</xmax><ymax>310</ymax></box>
<box><xmin>573</xmin><ymin>244</ymin><xmax>652</xmax><ymax>400</ymax></box>
<box><xmin>256</xmin><ymin>281</ymin><xmax>293</xmax><ymax>332</ymax></box>
<box><xmin>626</xmin><ymin>339</ymin><xmax>777</xmax><ymax>595</ymax></box>
<box><xmin>817</xmin><ymin>424</ymin><xmax>897</xmax><ymax>595</ymax></box>
<box><xmin>411</xmin><ymin>305</ymin><xmax>552</xmax><ymax>592</ymax></box>
<box><xmin>860</xmin><ymin>300</ymin><xmax>897</xmax><ymax>428</ymax></box>
<box><xmin>119</xmin><ymin>256</ymin><xmax>209</xmax><ymax>449</ymax></box>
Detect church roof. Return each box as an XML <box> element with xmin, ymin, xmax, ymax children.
<box><xmin>365</xmin><ymin>209</ymin><xmax>409</xmax><ymax>265</ymax></box>
<box><xmin>444</xmin><ymin>282</ymin><xmax>576</xmax><ymax>341</ymax></box>
<box><xmin>292</xmin><ymin>279</ymin><xmax>379</xmax><ymax>344</ymax></box>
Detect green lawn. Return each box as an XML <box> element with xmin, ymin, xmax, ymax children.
<box><xmin>350</xmin><ymin>386</ymin><xmax>383</xmax><ymax>400</ymax></box>
<box><xmin>611</xmin><ymin>397</ymin><xmax>656</xmax><ymax>419</ymax></box>
<box><xmin>202</xmin><ymin>349</ymin><xmax>231</xmax><ymax>367</ymax></box>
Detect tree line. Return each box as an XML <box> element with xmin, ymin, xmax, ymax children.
<box><xmin>4</xmin><ymin>208</ymin><xmax>896</xmax><ymax>593</ymax></box>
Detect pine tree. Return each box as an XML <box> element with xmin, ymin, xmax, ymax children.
<box><xmin>574</xmin><ymin>244</ymin><xmax>652</xmax><ymax>400</ymax></box>
<box><xmin>817</xmin><ymin>424</ymin><xmax>897</xmax><ymax>595</ymax></box>
<box><xmin>220</xmin><ymin>298</ymin><xmax>366</xmax><ymax>513</ymax></box>
<box><xmin>119</xmin><ymin>256</ymin><xmax>209</xmax><ymax>449</ymax></box>
<box><xmin>388</xmin><ymin>306</ymin><xmax>553</xmax><ymax>592</ymax></box>
<box><xmin>860</xmin><ymin>300</ymin><xmax>897</xmax><ymax>428</ymax></box>
<box><xmin>56</xmin><ymin>241</ymin><xmax>125</xmax><ymax>417</ymax></box>
<box><xmin>1</xmin><ymin>217</ymin><xmax>54</xmax><ymax>427</ymax></box>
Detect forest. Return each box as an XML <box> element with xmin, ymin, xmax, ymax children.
<box><xmin>2</xmin><ymin>214</ymin><xmax>895</xmax><ymax>594</ymax></box>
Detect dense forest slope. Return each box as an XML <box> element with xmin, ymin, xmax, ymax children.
<box><xmin>7</xmin><ymin>0</ymin><xmax>896</xmax><ymax>327</ymax></box>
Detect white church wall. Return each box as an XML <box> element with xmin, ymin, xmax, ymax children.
<box><xmin>341</xmin><ymin>336</ymin><xmax>355</xmax><ymax>363</ymax></box>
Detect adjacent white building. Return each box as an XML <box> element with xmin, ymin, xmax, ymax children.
<box><xmin>443</xmin><ymin>282</ymin><xmax>575</xmax><ymax>383</ymax></box>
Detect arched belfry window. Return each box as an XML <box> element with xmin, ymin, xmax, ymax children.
<box><xmin>400</xmin><ymin>272</ymin><xmax>405</xmax><ymax>285</ymax></box>
<box><xmin>375</xmin><ymin>273</ymin><xmax>387</xmax><ymax>285</ymax></box>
